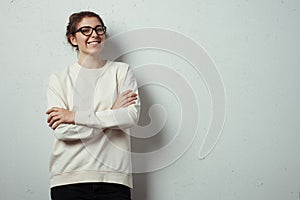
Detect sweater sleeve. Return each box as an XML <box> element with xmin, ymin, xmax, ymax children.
<box><xmin>47</xmin><ymin>74</ymin><xmax>104</xmax><ymax>141</ymax></box>
<box><xmin>74</xmin><ymin>65</ymin><xmax>141</xmax><ymax>130</ymax></box>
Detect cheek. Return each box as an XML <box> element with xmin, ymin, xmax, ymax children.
<box><xmin>100</xmin><ymin>35</ymin><xmax>106</xmax><ymax>43</ymax></box>
<box><xmin>78</xmin><ymin>39</ymin><xmax>87</xmax><ymax>45</ymax></box>
<box><xmin>77</xmin><ymin>36</ymin><xmax>88</xmax><ymax>46</ymax></box>
<box><xmin>76</xmin><ymin>39</ymin><xmax>89</xmax><ymax>52</ymax></box>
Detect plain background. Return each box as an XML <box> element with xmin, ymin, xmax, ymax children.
<box><xmin>0</xmin><ymin>0</ymin><xmax>299</xmax><ymax>199</ymax></box>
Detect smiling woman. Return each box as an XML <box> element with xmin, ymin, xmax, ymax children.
<box><xmin>65</xmin><ymin>11</ymin><xmax>105</xmax><ymax>50</ymax></box>
<box><xmin>68</xmin><ymin>16</ymin><xmax>105</xmax><ymax>59</ymax></box>
<box><xmin>45</xmin><ymin>11</ymin><xmax>140</xmax><ymax>200</ymax></box>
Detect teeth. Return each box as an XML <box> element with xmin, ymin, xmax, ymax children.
<box><xmin>88</xmin><ymin>41</ymin><xmax>100</xmax><ymax>44</ymax></box>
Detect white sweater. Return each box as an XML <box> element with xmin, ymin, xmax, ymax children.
<box><xmin>47</xmin><ymin>60</ymin><xmax>140</xmax><ymax>188</ymax></box>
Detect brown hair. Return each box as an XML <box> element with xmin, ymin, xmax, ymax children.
<box><xmin>66</xmin><ymin>11</ymin><xmax>105</xmax><ymax>50</ymax></box>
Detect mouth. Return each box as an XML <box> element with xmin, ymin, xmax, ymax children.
<box><xmin>87</xmin><ymin>40</ymin><xmax>101</xmax><ymax>46</ymax></box>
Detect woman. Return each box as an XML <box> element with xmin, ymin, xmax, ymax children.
<box><xmin>46</xmin><ymin>11</ymin><xmax>140</xmax><ymax>200</ymax></box>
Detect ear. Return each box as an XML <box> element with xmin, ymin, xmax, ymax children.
<box><xmin>69</xmin><ymin>35</ymin><xmax>78</xmax><ymax>46</ymax></box>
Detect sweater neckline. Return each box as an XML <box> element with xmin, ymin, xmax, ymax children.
<box><xmin>74</xmin><ymin>60</ymin><xmax>111</xmax><ymax>72</ymax></box>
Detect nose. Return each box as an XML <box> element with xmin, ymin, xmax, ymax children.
<box><xmin>90</xmin><ymin>29</ymin><xmax>99</xmax><ymax>37</ymax></box>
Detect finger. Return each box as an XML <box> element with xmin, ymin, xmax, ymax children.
<box><xmin>121</xmin><ymin>94</ymin><xmax>137</xmax><ymax>103</ymax></box>
<box><xmin>126</xmin><ymin>92</ymin><xmax>137</xmax><ymax>98</ymax></box>
<box><xmin>120</xmin><ymin>95</ymin><xmax>128</xmax><ymax>104</ymax></box>
<box><xmin>47</xmin><ymin>115</ymin><xmax>52</xmax><ymax>123</ymax></box>
<box><xmin>131</xmin><ymin>96</ymin><xmax>138</xmax><ymax>100</ymax></box>
<box><xmin>48</xmin><ymin>116</ymin><xmax>60</xmax><ymax>128</ymax></box>
<box><xmin>120</xmin><ymin>97</ymin><xmax>132</xmax><ymax>105</ymax></box>
<box><xmin>123</xmin><ymin>101</ymin><xmax>136</xmax><ymax>108</ymax></box>
<box><xmin>47</xmin><ymin>112</ymin><xmax>59</xmax><ymax>123</ymax></box>
<box><xmin>46</xmin><ymin>107</ymin><xmax>60</xmax><ymax>114</ymax></box>
<box><xmin>127</xmin><ymin>96</ymin><xmax>137</xmax><ymax>102</ymax></box>
<box><xmin>46</xmin><ymin>107</ymin><xmax>57</xmax><ymax>114</ymax></box>
<box><xmin>52</xmin><ymin>120</ymin><xmax>62</xmax><ymax>130</ymax></box>
<box><xmin>121</xmin><ymin>90</ymin><xmax>133</xmax><ymax>97</ymax></box>
<box><xmin>129</xmin><ymin>93</ymin><xmax>137</xmax><ymax>97</ymax></box>
<box><xmin>123</xmin><ymin>98</ymin><xmax>136</xmax><ymax>106</ymax></box>
<box><xmin>121</xmin><ymin>96</ymin><xmax>137</xmax><ymax>107</ymax></box>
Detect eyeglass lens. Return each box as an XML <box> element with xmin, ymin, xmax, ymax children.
<box><xmin>80</xmin><ymin>26</ymin><xmax>106</xmax><ymax>36</ymax></box>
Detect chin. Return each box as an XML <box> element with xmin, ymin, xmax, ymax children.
<box><xmin>89</xmin><ymin>48</ymin><xmax>103</xmax><ymax>55</ymax></box>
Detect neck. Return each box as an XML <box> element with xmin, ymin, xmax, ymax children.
<box><xmin>77</xmin><ymin>53</ymin><xmax>106</xmax><ymax>69</ymax></box>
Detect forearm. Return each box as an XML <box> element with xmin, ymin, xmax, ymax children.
<box><xmin>51</xmin><ymin>123</ymin><xmax>104</xmax><ymax>141</ymax></box>
<box><xmin>75</xmin><ymin>104</ymin><xmax>140</xmax><ymax>130</ymax></box>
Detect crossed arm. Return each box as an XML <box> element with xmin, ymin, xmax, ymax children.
<box><xmin>46</xmin><ymin>89</ymin><xmax>137</xmax><ymax>130</ymax></box>
<box><xmin>46</xmin><ymin>66</ymin><xmax>140</xmax><ymax>141</ymax></box>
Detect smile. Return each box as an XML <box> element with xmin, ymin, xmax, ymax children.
<box><xmin>87</xmin><ymin>41</ymin><xmax>101</xmax><ymax>45</ymax></box>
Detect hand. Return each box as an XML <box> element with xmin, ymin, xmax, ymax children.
<box><xmin>111</xmin><ymin>90</ymin><xmax>137</xmax><ymax>110</ymax></box>
<box><xmin>46</xmin><ymin>107</ymin><xmax>75</xmax><ymax>130</ymax></box>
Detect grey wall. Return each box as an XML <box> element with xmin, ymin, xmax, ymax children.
<box><xmin>0</xmin><ymin>0</ymin><xmax>299</xmax><ymax>199</ymax></box>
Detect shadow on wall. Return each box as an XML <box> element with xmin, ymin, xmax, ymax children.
<box><xmin>131</xmin><ymin>88</ymin><xmax>160</xmax><ymax>200</ymax></box>
<box><xmin>102</xmin><ymin>37</ymin><xmax>165</xmax><ymax>200</ymax></box>
<box><xmin>103</xmin><ymin>45</ymin><xmax>166</xmax><ymax>200</ymax></box>
<box><xmin>130</xmin><ymin>86</ymin><xmax>165</xmax><ymax>200</ymax></box>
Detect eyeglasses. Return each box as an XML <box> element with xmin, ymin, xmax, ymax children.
<box><xmin>73</xmin><ymin>25</ymin><xmax>107</xmax><ymax>36</ymax></box>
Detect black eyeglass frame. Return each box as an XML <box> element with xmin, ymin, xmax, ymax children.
<box><xmin>72</xmin><ymin>25</ymin><xmax>107</xmax><ymax>36</ymax></box>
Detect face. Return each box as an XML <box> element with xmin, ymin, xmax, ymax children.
<box><xmin>70</xmin><ymin>17</ymin><xmax>106</xmax><ymax>56</ymax></box>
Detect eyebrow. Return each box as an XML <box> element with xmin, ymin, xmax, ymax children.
<box><xmin>78</xmin><ymin>24</ymin><xmax>103</xmax><ymax>28</ymax></box>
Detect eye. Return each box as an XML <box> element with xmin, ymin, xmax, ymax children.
<box><xmin>96</xmin><ymin>26</ymin><xmax>106</xmax><ymax>34</ymax></box>
<box><xmin>81</xmin><ymin>27</ymin><xmax>91</xmax><ymax>35</ymax></box>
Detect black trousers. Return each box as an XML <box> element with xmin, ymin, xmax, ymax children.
<box><xmin>51</xmin><ymin>182</ymin><xmax>131</xmax><ymax>200</ymax></box>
